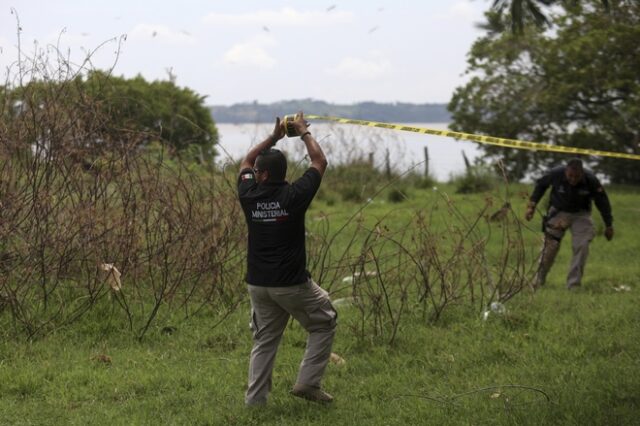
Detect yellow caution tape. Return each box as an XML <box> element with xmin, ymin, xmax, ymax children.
<box><xmin>306</xmin><ymin>115</ymin><xmax>640</xmax><ymax>161</ymax></box>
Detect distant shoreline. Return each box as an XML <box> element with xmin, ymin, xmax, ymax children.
<box><xmin>209</xmin><ymin>99</ymin><xmax>450</xmax><ymax>124</ymax></box>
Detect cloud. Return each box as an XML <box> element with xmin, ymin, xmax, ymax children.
<box><xmin>129</xmin><ymin>24</ymin><xmax>196</xmax><ymax>44</ymax></box>
<box><xmin>448</xmin><ymin>1</ymin><xmax>477</xmax><ymax>21</ymax></box>
<box><xmin>0</xmin><ymin>37</ymin><xmax>15</xmax><ymax>70</ymax></box>
<box><xmin>449</xmin><ymin>1</ymin><xmax>475</xmax><ymax>19</ymax></box>
<box><xmin>325</xmin><ymin>54</ymin><xmax>391</xmax><ymax>80</ymax></box>
<box><xmin>222</xmin><ymin>34</ymin><xmax>277</xmax><ymax>69</ymax></box>
<box><xmin>0</xmin><ymin>36</ymin><xmax>10</xmax><ymax>53</ymax></box>
<box><xmin>203</xmin><ymin>7</ymin><xmax>353</xmax><ymax>27</ymax></box>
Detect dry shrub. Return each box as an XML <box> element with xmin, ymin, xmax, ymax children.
<box><xmin>0</xmin><ymin>34</ymin><xmax>245</xmax><ymax>339</ymax></box>
<box><xmin>306</xmin><ymin>185</ymin><xmax>537</xmax><ymax>345</ymax></box>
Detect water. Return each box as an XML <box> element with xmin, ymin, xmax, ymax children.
<box><xmin>215</xmin><ymin>122</ymin><xmax>481</xmax><ymax>182</ymax></box>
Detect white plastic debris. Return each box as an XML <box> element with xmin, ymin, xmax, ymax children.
<box><xmin>330</xmin><ymin>352</ymin><xmax>346</xmax><ymax>366</ymax></box>
<box><xmin>613</xmin><ymin>285</ymin><xmax>631</xmax><ymax>292</ymax></box>
<box><xmin>332</xmin><ymin>297</ymin><xmax>358</xmax><ymax>308</ymax></box>
<box><xmin>482</xmin><ymin>301</ymin><xmax>506</xmax><ymax>320</ymax></box>
<box><xmin>490</xmin><ymin>301</ymin><xmax>506</xmax><ymax>314</ymax></box>
<box><xmin>100</xmin><ymin>263</ymin><xmax>122</xmax><ymax>291</ymax></box>
<box><xmin>341</xmin><ymin>271</ymin><xmax>378</xmax><ymax>283</ymax></box>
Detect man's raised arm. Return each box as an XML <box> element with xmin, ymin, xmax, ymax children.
<box><xmin>290</xmin><ymin>111</ymin><xmax>327</xmax><ymax>176</ymax></box>
<box><xmin>239</xmin><ymin>117</ymin><xmax>285</xmax><ymax>171</ymax></box>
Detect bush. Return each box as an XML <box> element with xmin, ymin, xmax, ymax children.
<box><xmin>340</xmin><ymin>184</ymin><xmax>366</xmax><ymax>203</ymax></box>
<box><xmin>387</xmin><ymin>187</ymin><xmax>407</xmax><ymax>203</ymax></box>
<box><xmin>315</xmin><ymin>187</ymin><xmax>337</xmax><ymax>206</ymax></box>
<box><xmin>0</xmin><ymin>50</ymin><xmax>243</xmax><ymax>340</ymax></box>
<box><xmin>451</xmin><ymin>165</ymin><xmax>498</xmax><ymax>193</ymax></box>
<box><xmin>325</xmin><ymin>159</ymin><xmax>383</xmax><ymax>203</ymax></box>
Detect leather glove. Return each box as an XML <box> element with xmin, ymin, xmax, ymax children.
<box><xmin>524</xmin><ymin>202</ymin><xmax>536</xmax><ymax>221</ymax></box>
<box><xmin>604</xmin><ymin>226</ymin><xmax>614</xmax><ymax>241</ymax></box>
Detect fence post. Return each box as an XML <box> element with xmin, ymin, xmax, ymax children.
<box><xmin>385</xmin><ymin>148</ymin><xmax>391</xmax><ymax>179</ymax></box>
<box><xmin>423</xmin><ymin>146</ymin><xmax>429</xmax><ymax>176</ymax></box>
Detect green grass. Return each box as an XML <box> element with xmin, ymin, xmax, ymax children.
<box><xmin>1</xmin><ymin>184</ymin><xmax>638</xmax><ymax>425</ymax></box>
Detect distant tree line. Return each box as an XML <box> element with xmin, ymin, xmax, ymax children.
<box><xmin>209</xmin><ymin>99</ymin><xmax>450</xmax><ymax>123</ymax></box>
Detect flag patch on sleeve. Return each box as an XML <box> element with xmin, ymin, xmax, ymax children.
<box><xmin>241</xmin><ymin>173</ymin><xmax>254</xmax><ymax>181</ymax></box>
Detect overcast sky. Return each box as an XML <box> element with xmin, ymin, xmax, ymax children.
<box><xmin>0</xmin><ymin>1</ymin><xmax>489</xmax><ymax>105</ymax></box>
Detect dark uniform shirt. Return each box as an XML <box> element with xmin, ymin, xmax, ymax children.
<box><xmin>530</xmin><ymin>166</ymin><xmax>613</xmax><ymax>227</ymax></box>
<box><xmin>237</xmin><ymin>167</ymin><xmax>322</xmax><ymax>286</ymax></box>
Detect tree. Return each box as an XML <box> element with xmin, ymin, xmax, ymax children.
<box><xmin>82</xmin><ymin>71</ymin><xmax>218</xmax><ymax>162</ymax></box>
<box><xmin>1</xmin><ymin>71</ymin><xmax>218</xmax><ymax>164</ymax></box>
<box><xmin>491</xmin><ymin>0</ymin><xmax>610</xmax><ymax>33</ymax></box>
<box><xmin>449</xmin><ymin>0</ymin><xmax>640</xmax><ymax>183</ymax></box>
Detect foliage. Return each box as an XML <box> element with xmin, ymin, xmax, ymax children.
<box><xmin>0</xmin><ymin>38</ymin><xmax>230</xmax><ymax>340</ymax></box>
<box><xmin>0</xmin><ymin>71</ymin><xmax>237</xmax><ymax>341</ymax></box>
<box><xmin>322</xmin><ymin>159</ymin><xmax>386</xmax><ymax>203</ymax></box>
<box><xmin>1</xmin><ymin>70</ymin><xmax>218</xmax><ymax>163</ymax></box>
<box><xmin>450</xmin><ymin>0</ymin><xmax>640</xmax><ymax>183</ymax></box>
<box><xmin>452</xmin><ymin>165</ymin><xmax>499</xmax><ymax>194</ymax></box>
<box><xmin>491</xmin><ymin>0</ymin><xmax>556</xmax><ymax>33</ymax></box>
<box><xmin>387</xmin><ymin>187</ymin><xmax>407</xmax><ymax>203</ymax></box>
<box><xmin>406</xmin><ymin>172</ymin><xmax>437</xmax><ymax>190</ymax></box>
<box><xmin>491</xmin><ymin>0</ymin><xmax>611</xmax><ymax>33</ymax></box>
<box><xmin>0</xmin><ymin>140</ymin><xmax>245</xmax><ymax>340</ymax></box>
<box><xmin>82</xmin><ymin>71</ymin><xmax>219</xmax><ymax>161</ymax></box>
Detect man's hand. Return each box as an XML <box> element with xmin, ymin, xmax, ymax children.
<box><xmin>271</xmin><ymin>116</ymin><xmax>285</xmax><ymax>144</ymax></box>
<box><xmin>604</xmin><ymin>226</ymin><xmax>614</xmax><ymax>241</ymax></box>
<box><xmin>239</xmin><ymin>116</ymin><xmax>286</xmax><ymax>171</ymax></box>
<box><xmin>294</xmin><ymin>111</ymin><xmax>326</xmax><ymax>176</ymax></box>
<box><xmin>525</xmin><ymin>202</ymin><xmax>536</xmax><ymax>221</ymax></box>
<box><xmin>291</xmin><ymin>111</ymin><xmax>310</xmax><ymax>137</ymax></box>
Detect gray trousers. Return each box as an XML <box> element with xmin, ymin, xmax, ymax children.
<box><xmin>245</xmin><ymin>279</ymin><xmax>337</xmax><ymax>405</ymax></box>
<box><xmin>536</xmin><ymin>210</ymin><xmax>595</xmax><ymax>288</ymax></box>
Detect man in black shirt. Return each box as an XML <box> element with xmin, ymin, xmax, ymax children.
<box><xmin>237</xmin><ymin>112</ymin><xmax>336</xmax><ymax>406</ymax></box>
<box><xmin>525</xmin><ymin>158</ymin><xmax>614</xmax><ymax>289</ymax></box>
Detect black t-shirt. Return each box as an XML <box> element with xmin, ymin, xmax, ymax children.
<box><xmin>237</xmin><ymin>167</ymin><xmax>322</xmax><ymax>286</ymax></box>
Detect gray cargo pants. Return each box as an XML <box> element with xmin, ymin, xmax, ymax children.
<box><xmin>536</xmin><ymin>210</ymin><xmax>595</xmax><ymax>289</ymax></box>
<box><xmin>245</xmin><ymin>279</ymin><xmax>337</xmax><ymax>405</ymax></box>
